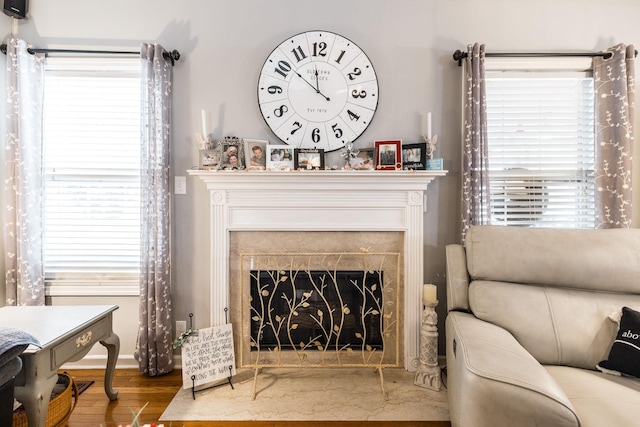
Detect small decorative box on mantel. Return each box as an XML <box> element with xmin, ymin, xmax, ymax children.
<box><xmin>426</xmin><ymin>158</ymin><xmax>443</xmax><ymax>170</ymax></box>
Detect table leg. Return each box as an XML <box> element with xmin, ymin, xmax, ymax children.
<box><xmin>16</xmin><ymin>372</ymin><xmax>57</xmax><ymax>427</ymax></box>
<box><xmin>100</xmin><ymin>332</ymin><xmax>120</xmax><ymax>400</ymax></box>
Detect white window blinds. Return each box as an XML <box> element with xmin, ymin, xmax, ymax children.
<box><xmin>485</xmin><ymin>69</ymin><xmax>595</xmax><ymax>228</ymax></box>
<box><xmin>43</xmin><ymin>57</ymin><xmax>141</xmax><ymax>290</ymax></box>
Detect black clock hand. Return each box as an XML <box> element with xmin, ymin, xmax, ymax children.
<box><xmin>294</xmin><ymin>70</ymin><xmax>330</xmax><ymax>101</ymax></box>
<box><xmin>314</xmin><ymin>66</ymin><xmax>320</xmax><ymax>92</ymax></box>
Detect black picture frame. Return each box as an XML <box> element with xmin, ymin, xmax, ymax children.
<box><xmin>402</xmin><ymin>142</ymin><xmax>427</xmax><ymax>170</ymax></box>
<box><xmin>294</xmin><ymin>148</ymin><xmax>325</xmax><ymax>170</ymax></box>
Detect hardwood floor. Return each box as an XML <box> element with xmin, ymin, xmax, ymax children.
<box><xmin>63</xmin><ymin>368</ymin><xmax>451</xmax><ymax>427</ymax></box>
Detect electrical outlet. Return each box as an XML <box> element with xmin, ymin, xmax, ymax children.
<box><xmin>176</xmin><ymin>320</ymin><xmax>187</xmax><ymax>335</ymax></box>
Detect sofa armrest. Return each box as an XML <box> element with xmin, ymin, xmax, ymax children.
<box><xmin>445</xmin><ymin>312</ymin><xmax>579</xmax><ymax>427</ymax></box>
<box><xmin>446</xmin><ymin>244</ymin><xmax>470</xmax><ymax>312</ymax></box>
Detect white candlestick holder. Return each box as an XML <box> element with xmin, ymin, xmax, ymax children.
<box><xmin>414</xmin><ymin>300</ymin><xmax>442</xmax><ymax>391</ymax></box>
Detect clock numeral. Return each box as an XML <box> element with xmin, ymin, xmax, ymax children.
<box><xmin>335</xmin><ymin>50</ymin><xmax>346</xmax><ymax>64</ymax></box>
<box><xmin>351</xmin><ymin>89</ymin><xmax>367</xmax><ymax>99</ymax></box>
<box><xmin>291</xmin><ymin>46</ymin><xmax>307</xmax><ymax>62</ymax></box>
<box><xmin>347</xmin><ymin>67</ymin><xmax>362</xmax><ymax>81</ymax></box>
<box><xmin>347</xmin><ymin>110</ymin><xmax>360</xmax><ymax>122</ymax></box>
<box><xmin>274</xmin><ymin>105</ymin><xmax>288</xmax><ymax>118</ymax></box>
<box><xmin>274</xmin><ymin>60</ymin><xmax>292</xmax><ymax>78</ymax></box>
<box><xmin>291</xmin><ymin>121</ymin><xmax>302</xmax><ymax>135</ymax></box>
<box><xmin>268</xmin><ymin>85</ymin><xmax>283</xmax><ymax>94</ymax></box>
<box><xmin>331</xmin><ymin>123</ymin><xmax>343</xmax><ymax>139</ymax></box>
<box><xmin>313</xmin><ymin>42</ymin><xmax>328</xmax><ymax>57</ymax></box>
<box><xmin>312</xmin><ymin>128</ymin><xmax>321</xmax><ymax>143</ymax></box>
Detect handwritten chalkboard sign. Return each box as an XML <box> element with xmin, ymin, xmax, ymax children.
<box><xmin>181</xmin><ymin>323</ymin><xmax>236</xmax><ymax>389</ymax></box>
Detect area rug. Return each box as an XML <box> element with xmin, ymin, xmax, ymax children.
<box><xmin>160</xmin><ymin>368</ymin><xmax>449</xmax><ymax>422</ymax></box>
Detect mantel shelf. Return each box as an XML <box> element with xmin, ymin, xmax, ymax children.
<box><xmin>187</xmin><ymin>169</ymin><xmax>448</xmax><ymax>192</ymax></box>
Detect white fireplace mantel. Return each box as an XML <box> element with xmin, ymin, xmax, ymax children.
<box><xmin>188</xmin><ymin>169</ymin><xmax>447</xmax><ymax>370</ymax></box>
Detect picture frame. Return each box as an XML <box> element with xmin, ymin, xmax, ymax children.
<box><xmin>220</xmin><ymin>136</ymin><xmax>245</xmax><ymax>170</ymax></box>
<box><xmin>266</xmin><ymin>144</ymin><xmax>295</xmax><ymax>171</ymax></box>
<box><xmin>199</xmin><ymin>149</ymin><xmax>221</xmax><ymax>169</ymax></box>
<box><xmin>402</xmin><ymin>142</ymin><xmax>427</xmax><ymax>170</ymax></box>
<box><xmin>352</xmin><ymin>148</ymin><xmax>375</xmax><ymax>170</ymax></box>
<box><xmin>375</xmin><ymin>140</ymin><xmax>402</xmax><ymax>170</ymax></box>
<box><xmin>244</xmin><ymin>138</ymin><xmax>268</xmax><ymax>170</ymax></box>
<box><xmin>294</xmin><ymin>148</ymin><xmax>325</xmax><ymax>170</ymax></box>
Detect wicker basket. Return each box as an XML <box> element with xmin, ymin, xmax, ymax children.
<box><xmin>13</xmin><ymin>372</ymin><xmax>78</xmax><ymax>427</ymax></box>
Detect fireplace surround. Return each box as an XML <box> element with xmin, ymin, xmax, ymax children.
<box><xmin>188</xmin><ymin>169</ymin><xmax>446</xmax><ymax>370</ymax></box>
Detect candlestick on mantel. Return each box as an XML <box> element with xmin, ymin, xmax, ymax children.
<box><xmin>423</xmin><ymin>284</ymin><xmax>437</xmax><ymax>304</ymax></box>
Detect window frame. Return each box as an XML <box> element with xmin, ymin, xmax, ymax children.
<box><xmin>42</xmin><ymin>56</ymin><xmax>142</xmax><ymax>297</ymax></box>
<box><xmin>482</xmin><ymin>56</ymin><xmax>597</xmax><ymax>229</ymax></box>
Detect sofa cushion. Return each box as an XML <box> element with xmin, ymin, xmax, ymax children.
<box><xmin>465</xmin><ymin>226</ymin><xmax>640</xmax><ymax>292</ymax></box>
<box><xmin>598</xmin><ymin>306</ymin><xmax>640</xmax><ymax>377</ymax></box>
<box><xmin>545</xmin><ymin>365</ymin><xmax>640</xmax><ymax>427</ymax></box>
<box><xmin>469</xmin><ymin>280</ymin><xmax>640</xmax><ymax>369</ymax></box>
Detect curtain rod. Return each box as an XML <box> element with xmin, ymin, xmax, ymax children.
<box><xmin>0</xmin><ymin>44</ymin><xmax>181</xmax><ymax>65</ymax></box>
<box><xmin>452</xmin><ymin>49</ymin><xmax>618</xmax><ymax>66</ymax></box>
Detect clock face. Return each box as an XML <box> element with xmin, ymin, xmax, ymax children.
<box><xmin>258</xmin><ymin>30</ymin><xmax>379</xmax><ymax>152</ymax></box>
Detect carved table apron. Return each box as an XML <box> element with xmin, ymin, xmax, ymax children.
<box><xmin>0</xmin><ymin>305</ymin><xmax>120</xmax><ymax>427</ymax></box>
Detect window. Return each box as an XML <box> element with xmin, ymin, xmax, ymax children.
<box><xmin>43</xmin><ymin>57</ymin><xmax>141</xmax><ymax>295</ymax></box>
<box><xmin>484</xmin><ymin>59</ymin><xmax>595</xmax><ymax>228</ymax></box>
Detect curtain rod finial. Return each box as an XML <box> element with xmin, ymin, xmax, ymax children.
<box><xmin>163</xmin><ymin>49</ymin><xmax>180</xmax><ymax>65</ymax></box>
<box><xmin>452</xmin><ymin>49</ymin><xmax>467</xmax><ymax>66</ymax></box>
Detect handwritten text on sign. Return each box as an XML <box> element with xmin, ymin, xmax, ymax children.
<box><xmin>181</xmin><ymin>324</ymin><xmax>236</xmax><ymax>389</ymax></box>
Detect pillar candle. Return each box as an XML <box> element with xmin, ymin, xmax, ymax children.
<box><xmin>423</xmin><ymin>283</ymin><xmax>437</xmax><ymax>304</ymax></box>
<box><xmin>201</xmin><ymin>109</ymin><xmax>207</xmax><ymax>137</ymax></box>
<box><xmin>426</xmin><ymin>112</ymin><xmax>432</xmax><ymax>141</ymax></box>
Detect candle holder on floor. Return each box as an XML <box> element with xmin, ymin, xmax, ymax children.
<box><xmin>414</xmin><ymin>300</ymin><xmax>441</xmax><ymax>391</ymax></box>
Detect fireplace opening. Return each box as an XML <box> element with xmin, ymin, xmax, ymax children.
<box><xmin>250</xmin><ymin>270</ymin><xmax>383</xmax><ymax>351</ymax></box>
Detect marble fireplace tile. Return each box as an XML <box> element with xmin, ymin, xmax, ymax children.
<box><xmin>229</xmin><ymin>231</ymin><xmax>405</xmax><ymax>368</ymax></box>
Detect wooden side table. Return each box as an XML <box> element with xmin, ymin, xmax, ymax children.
<box><xmin>0</xmin><ymin>305</ymin><xmax>120</xmax><ymax>427</ymax></box>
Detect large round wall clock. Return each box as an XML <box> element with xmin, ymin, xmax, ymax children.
<box><xmin>257</xmin><ymin>30</ymin><xmax>379</xmax><ymax>152</ymax></box>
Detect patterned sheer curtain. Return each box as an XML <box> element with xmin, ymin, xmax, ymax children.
<box><xmin>134</xmin><ymin>43</ymin><xmax>174</xmax><ymax>376</ymax></box>
<box><xmin>593</xmin><ymin>44</ymin><xmax>635</xmax><ymax>228</ymax></box>
<box><xmin>4</xmin><ymin>38</ymin><xmax>45</xmax><ymax>306</ymax></box>
<box><xmin>461</xmin><ymin>43</ymin><xmax>490</xmax><ymax>242</ymax></box>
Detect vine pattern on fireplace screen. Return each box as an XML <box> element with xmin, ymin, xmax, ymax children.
<box><xmin>241</xmin><ymin>251</ymin><xmax>400</xmax><ymax>370</ymax></box>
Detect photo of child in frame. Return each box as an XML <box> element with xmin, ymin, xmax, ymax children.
<box><xmin>266</xmin><ymin>145</ymin><xmax>294</xmax><ymax>170</ymax></box>
<box><xmin>295</xmin><ymin>148</ymin><xmax>325</xmax><ymax>170</ymax></box>
<box><xmin>244</xmin><ymin>139</ymin><xmax>268</xmax><ymax>170</ymax></box>
<box><xmin>220</xmin><ymin>137</ymin><xmax>244</xmax><ymax>169</ymax></box>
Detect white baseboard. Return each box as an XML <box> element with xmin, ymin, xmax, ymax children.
<box><xmin>61</xmin><ymin>355</ymin><xmax>443</xmax><ymax>372</ymax></box>
<box><xmin>61</xmin><ymin>354</ymin><xmax>183</xmax><ymax>370</ymax></box>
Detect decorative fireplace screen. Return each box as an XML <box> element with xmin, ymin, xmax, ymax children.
<box><xmin>250</xmin><ymin>269</ymin><xmax>384</xmax><ymax>352</ymax></box>
<box><xmin>240</xmin><ymin>251</ymin><xmax>401</xmax><ymax>398</ymax></box>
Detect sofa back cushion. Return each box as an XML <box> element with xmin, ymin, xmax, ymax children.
<box><xmin>465</xmin><ymin>226</ymin><xmax>640</xmax><ymax>292</ymax></box>
<box><xmin>469</xmin><ymin>280</ymin><xmax>640</xmax><ymax>369</ymax></box>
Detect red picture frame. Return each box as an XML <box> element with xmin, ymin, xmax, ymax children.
<box><xmin>375</xmin><ymin>140</ymin><xmax>402</xmax><ymax>170</ymax></box>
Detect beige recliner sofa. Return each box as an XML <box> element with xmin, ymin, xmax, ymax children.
<box><xmin>445</xmin><ymin>225</ymin><xmax>640</xmax><ymax>427</ymax></box>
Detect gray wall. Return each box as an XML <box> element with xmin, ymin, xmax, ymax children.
<box><xmin>1</xmin><ymin>0</ymin><xmax>639</xmax><ymax>366</ymax></box>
